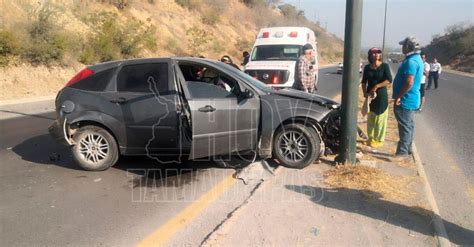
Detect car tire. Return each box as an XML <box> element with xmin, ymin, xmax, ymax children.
<box><xmin>273</xmin><ymin>123</ymin><xmax>321</xmax><ymax>169</ymax></box>
<box><xmin>71</xmin><ymin>125</ymin><xmax>119</xmax><ymax>171</ymax></box>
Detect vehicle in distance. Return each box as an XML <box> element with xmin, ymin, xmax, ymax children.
<box><xmin>244</xmin><ymin>27</ymin><xmax>318</xmax><ymax>89</ymax></box>
<box><xmin>337</xmin><ymin>62</ymin><xmax>363</xmax><ymax>74</ymax></box>
<box><xmin>49</xmin><ymin>57</ymin><xmax>341</xmax><ymax>171</ymax></box>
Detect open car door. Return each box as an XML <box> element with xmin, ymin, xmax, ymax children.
<box><xmin>174</xmin><ymin>62</ymin><xmax>260</xmax><ymax>159</ymax></box>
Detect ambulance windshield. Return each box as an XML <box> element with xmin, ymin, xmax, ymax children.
<box><xmin>251</xmin><ymin>45</ymin><xmax>302</xmax><ymax>61</ymax></box>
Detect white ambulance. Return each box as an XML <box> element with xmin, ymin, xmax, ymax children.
<box><xmin>244</xmin><ymin>27</ymin><xmax>318</xmax><ymax>89</ymax></box>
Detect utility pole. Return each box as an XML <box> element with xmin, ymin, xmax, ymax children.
<box><xmin>381</xmin><ymin>0</ymin><xmax>388</xmax><ymax>61</ymax></box>
<box><xmin>338</xmin><ymin>0</ymin><xmax>363</xmax><ymax>164</ymax></box>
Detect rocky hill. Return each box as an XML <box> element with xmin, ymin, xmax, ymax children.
<box><xmin>423</xmin><ymin>24</ymin><xmax>473</xmax><ymax>73</ymax></box>
<box><xmin>0</xmin><ymin>0</ymin><xmax>344</xmax><ymax>100</ymax></box>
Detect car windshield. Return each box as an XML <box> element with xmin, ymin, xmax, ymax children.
<box><xmin>251</xmin><ymin>45</ymin><xmax>302</xmax><ymax>61</ymax></box>
<box><xmin>231</xmin><ymin>68</ymin><xmax>273</xmax><ymax>92</ymax></box>
<box><xmin>214</xmin><ymin>63</ymin><xmax>272</xmax><ymax>92</ymax></box>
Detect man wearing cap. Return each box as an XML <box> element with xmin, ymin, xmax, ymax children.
<box><xmin>392</xmin><ymin>36</ymin><xmax>423</xmax><ymax>160</ymax></box>
<box><xmin>293</xmin><ymin>44</ymin><xmax>317</xmax><ymax>93</ymax></box>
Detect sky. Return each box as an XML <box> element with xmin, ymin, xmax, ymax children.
<box><xmin>284</xmin><ymin>0</ymin><xmax>473</xmax><ymax>49</ymax></box>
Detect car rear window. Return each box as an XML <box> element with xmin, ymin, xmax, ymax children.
<box><xmin>117</xmin><ymin>63</ymin><xmax>169</xmax><ymax>93</ymax></box>
<box><xmin>70</xmin><ymin>68</ymin><xmax>115</xmax><ymax>91</ymax></box>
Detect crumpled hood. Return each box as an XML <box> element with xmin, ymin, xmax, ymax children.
<box><xmin>271</xmin><ymin>88</ymin><xmax>339</xmax><ymax>107</ymax></box>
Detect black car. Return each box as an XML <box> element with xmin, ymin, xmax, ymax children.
<box><xmin>49</xmin><ymin>57</ymin><xmax>341</xmax><ymax>171</ymax></box>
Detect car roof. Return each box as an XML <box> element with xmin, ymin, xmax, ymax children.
<box><xmin>88</xmin><ymin>57</ymin><xmax>223</xmax><ymax>71</ymax></box>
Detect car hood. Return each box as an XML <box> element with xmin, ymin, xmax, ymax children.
<box><xmin>271</xmin><ymin>88</ymin><xmax>339</xmax><ymax>108</ymax></box>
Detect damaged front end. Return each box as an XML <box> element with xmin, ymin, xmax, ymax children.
<box><xmin>320</xmin><ymin>108</ymin><xmax>341</xmax><ymax>155</ymax></box>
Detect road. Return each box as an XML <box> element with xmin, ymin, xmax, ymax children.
<box><xmin>0</xmin><ymin>66</ymin><xmax>343</xmax><ymax>246</ymax></box>
<box><xmin>412</xmin><ymin>70</ymin><xmax>474</xmax><ymax>245</ymax></box>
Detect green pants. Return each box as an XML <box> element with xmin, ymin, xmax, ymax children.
<box><xmin>367</xmin><ymin>108</ymin><xmax>388</xmax><ymax>147</ymax></box>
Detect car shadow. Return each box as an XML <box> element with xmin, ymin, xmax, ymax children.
<box><xmin>285</xmin><ymin>185</ymin><xmax>474</xmax><ymax>245</ymax></box>
<box><xmin>12</xmin><ymin>133</ymin><xmax>259</xmax><ymax>188</ymax></box>
<box><xmin>11</xmin><ymin>133</ymin><xmax>80</xmax><ymax>170</ymax></box>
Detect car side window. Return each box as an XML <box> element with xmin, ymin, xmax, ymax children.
<box><xmin>117</xmin><ymin>63</ymin><xmax>168</xmax><ymax>94</ymax></box>
<box><xmin>179</xmin><ymin>64</ymin><xmax>239</xmax><ymax>99</ymax></box>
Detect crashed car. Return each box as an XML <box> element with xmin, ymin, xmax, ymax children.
<box><xmin>49</xmin><ymin>57</ymin><xmax>341</xmax><ymax>171</ymax></box>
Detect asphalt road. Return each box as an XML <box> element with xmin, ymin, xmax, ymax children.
<box><xmin>411</xmin><ymin>70</ymin><xmax>474</xmax><ymax>245</ymax></box>
<box><xmin>0</xmin><ymin>66</ymin><xmax>343</xmax><ymax>246</ymax></box>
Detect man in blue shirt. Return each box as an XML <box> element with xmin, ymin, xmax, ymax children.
<box><xmin>392</xmin><ymin>36</ymin><xmax>423</xmax><ymax>160</ymax></box>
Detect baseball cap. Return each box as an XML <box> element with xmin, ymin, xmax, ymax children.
<box><xmin>399</xmin><ymin>36</ymin><xmax>420</xmax><ymax>49</ymax></box>
<box><xmin>303</xmin><ymin>43</ymin><xmax>313</xmax><ymax>51</ymax></box>
<box><xmin>368</xmin><ymin>47</ymin><xmax>382</xmax><ymax>54</ymax></box>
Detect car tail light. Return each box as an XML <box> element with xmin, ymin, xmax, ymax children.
<box><xmin>262</xmin><ymin>32</ymin><xmax>270</xmax><ymax>38</ymax></box>
<box><xmin>272</xmin><ymin>74</ymin><xmax>280</xmax><ymax>84</ymax></box>
<box><xmin>289</xmin><ymin>31</ymin><xmax>298</xmax><ymax>38</ymax></box>
<box><xmin>65</xmin><ymin>68</ymin><xmax>94</xmax><ymax>87</ymax></box>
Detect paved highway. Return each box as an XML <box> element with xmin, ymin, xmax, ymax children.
<box><xmin>0</xmin><ymin>67</ymin><xmax>343</xmax><ymax>246</ymax></box>
<box><xmin>412</xmin><ymin>70</ymin><xmax>474</xmax><ymax>245</ymax></box>
<box><xmin>3</xmin><ymin>64</ymin><xmax>471</xmax><ymax>246</ymax></box>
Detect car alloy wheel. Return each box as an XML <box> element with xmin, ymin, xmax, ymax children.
<box><xmin>272</xmin><ymin>123</ymin><xmax>320</xmax><ymax>169</ymax></box>
<box><xmin>277</xmin><ymin>130</ymin><xmax>308</xmax><ymax>162</ymax></box>
<box><xmin>78</xmin><ymin>133</ymin><xmax>109</xmax><ymax>165</ymax></box>
<box><xmin>72</xmin><ymin>125</ymin><xmax>119</xmax><ymax>171</ymax></box>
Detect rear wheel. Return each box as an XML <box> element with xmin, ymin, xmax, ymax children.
<box><xmin>273</xmin><ymin>123</ymin><xmax>321</xmax><ymax>169</ymax></box>
<box><xmin>72</xmin><ymin>126</ymin><xmax>119</xmax><ymax>171</ymax></box>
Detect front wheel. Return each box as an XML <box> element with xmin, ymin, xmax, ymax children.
<box><xmin>273</xmin><ymin>123</ymin><xmax>321</xmax><ymax>169</ymax></box>
<box><xmin>71</xmin><ymin>126</ymin><xmax>119</xmax><ymax>171</ymax></box>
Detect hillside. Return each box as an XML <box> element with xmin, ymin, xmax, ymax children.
<box><xmin>0</xmin><ymin>0</ymin><xmax>344</xmax><ymax>101</ymax></box>
<box><xmin>423</xmin><ymin>24</ymin><xmax>474</xmax><ymax>73</ymax></box>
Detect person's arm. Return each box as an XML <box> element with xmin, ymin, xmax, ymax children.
<box><xmin>301</xmin><ymin>60</ymin><xmax>312</xmax><ymax>92</ymax></box>
<box><xmin>361</xmin><ymin>66</ymin><xmax>369</xmax><ymax>97</ymax></box>
<box><xmin>370</xmin><ymin>63</ymin><xmax>392</xmax><ymax>96</ymax></box>
<box><xmin>371</xmin><ymin>80</ymin><xmax>390</xmax><ymax>96</ymax></box>
<box><xmin>424</xmin><ymin>63</ymin><xmax>430</xmax><ymax>76</ymax></box>
<box><xmin>298</xmin><ymin>59</ymin><xmax>306</xmax><ymax>85</ymax></box>
<box><xmin>438</xmin><ymin>63</ymin><xmax>442</xmax><ymax>74</ymax></box>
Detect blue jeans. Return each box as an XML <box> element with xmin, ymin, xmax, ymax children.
<box><xmin>394</xmin><ymin>106</ymin><xmax>415</xmax><ymax>155</ymax></box>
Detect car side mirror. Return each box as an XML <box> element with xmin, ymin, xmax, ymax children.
<box><xmin>242</xmin><ymin>88</ymin><xmax>254</xmax><ymax>99</ymax></box>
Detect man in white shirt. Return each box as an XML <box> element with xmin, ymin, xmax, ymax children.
<box><xmin>427</xmin><ymin>58</ymin><xmax>442</xmax><ymax>89</ymax></box>
<box><xmin>419</xmin><ymin>52</ymin><xmax>429</xmax><ymax>111</ymax></box>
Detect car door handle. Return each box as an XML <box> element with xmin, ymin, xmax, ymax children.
<box><xmin>198</xmin><ymin>105</ymin><xmax>216</xmax><ymax>112</ymax></box>
<box><xmin>110</xmin><ymin>97</ymin><xmax>128</xmax><ymax>104</ymax></box>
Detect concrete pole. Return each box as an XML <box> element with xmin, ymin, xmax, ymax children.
<box><xmin>339</xmin><ymin>0</ymin><xmax>363</xmax><ymax>164</ymax></box>
<box><xmin>381</xmin><ymin>0</ymin><xmax>388</xmax><ymax>61</ymax></box>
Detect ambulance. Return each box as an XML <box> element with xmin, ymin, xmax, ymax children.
<box><xmin>244</xmin><ymin>27</ymin><xmax>318</xmax><ymax>89</ymax></box>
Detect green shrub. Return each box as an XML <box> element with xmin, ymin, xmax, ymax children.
<box><xmin>166</xmin><ymin>37</ymin><xmax>179</xmax><ymax>53</ymax></box>
<box><xmin>25</xmin><ymin>32</ymin><xmax>72</xmax><ymax>65</ymax></box>
<box><xmin>235</xmin><ymin>38</ymin><xmax>253</xmax><ymax>52</ymax></box>
<box><xmin>23</xmin><ymin>3</ymin><xmax>71</xmax><ymax>65</ymax></box>
<box><xmin>108</xmin><ymin>0</ymin><xmax>131</xmax><ymax>10</ymax></box>
<box><xmin>240</xmin><ymin>0</ymin><xmax>275</xmax><ymax>8</ymax></box>
<box><xmin>201</xmin><ymin>10</ymin><xmax>220</xmax><ymax>26</ymax></box>
<box><xmin>175</xmin><ymin>0</ymin><xmax>200</xmax><ymax>9</ymax></box>
<box><xmin>0</xmin><ymin>30</ymin><xmax>22</xmax><ymax>66</ymax></box>
<box><xmin>211</xmin><ymin>40</ymin><xmax>224</xmax><ymax>54</ymax></box>
<box><xmin>81</xmin><ymin>11</ymin><xmax>157</xmax><ymax>63</ymax></box>
<box><xmin>186</xmin><ymin>25</ymin><xmax>210</xmax><ymax>55</ymax></box>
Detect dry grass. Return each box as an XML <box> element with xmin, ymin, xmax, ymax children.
<box><xmin>324</xmin><ymin>165</ymin><xmax>415</xmax><ymax>202</ymax></box>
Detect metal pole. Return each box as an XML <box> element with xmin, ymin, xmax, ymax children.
<box><xmin>381</xmin><ymin>0</ymin><xmax>388</xmax><ymax>61</ymax></box>
<box><xmin>339</xmin><ymin>0</ymin><xmax>363</xmax><ymax>164</ymax></box>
